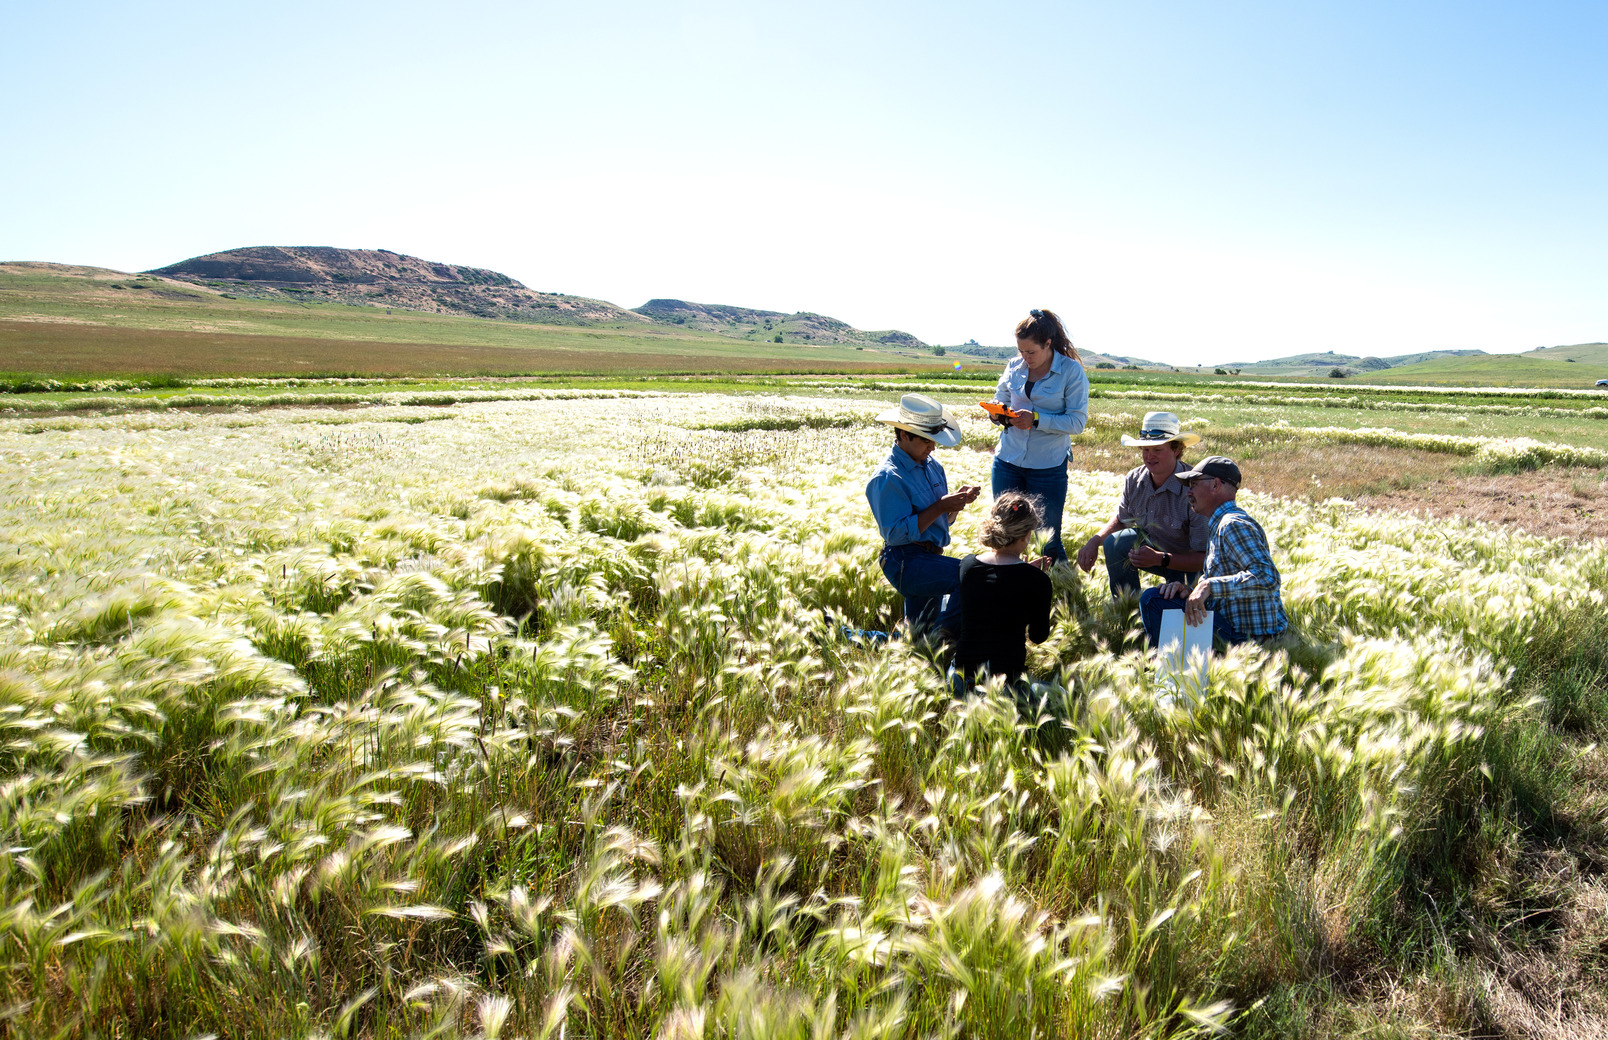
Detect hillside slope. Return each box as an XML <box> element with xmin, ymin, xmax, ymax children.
<box><xmin>1364</xmin><ymin>352</ymin><xmax>1608</xmax><ymax>387</ymax></box>
<box><xmin>151</xmin><ymin>248</ymin><xmax>929</xmax><ymax>349</ymax></box>
<box><xmin>1220</xmin><ymin>349</ymin><xmax>1487</xmax><ymax>378</ymax></box>
<box><xmin>153</xmin><ymin>246</ymin><xmax>646</xmax><ymax>326</ymax></box>
<box><xmin>0</xmin><ymin>262</ymin><xmax>949</xmax><ymax>377</ymax></box>
<box><xmin>1521</xmin><ymin>342</ymin><xmax>1608</xmax><ymax>365</ymax></box>
<box><xmin>634</xmin><ymin>299</ymin><xmax>925</xmax><ymax>348</ymax></box>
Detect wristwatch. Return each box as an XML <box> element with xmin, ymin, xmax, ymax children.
<box><xmin>1162</xmin><ymin>551</ymin><xmax>1172</xmax><ymax>568</ymax></box>
<box><xmin>1031</xmin><ymin>411</ymin><xmax>1039</xmax><ymax>428</ymax></box>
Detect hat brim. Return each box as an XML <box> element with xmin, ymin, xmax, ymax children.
<box><xmin>877</xmin><ymin>408</ymin><xmax>962</xmax><ymax>447</ymax></box>
<box><xmin>1121</xmin><ymin>431</ymin><xmax>1202</xmax><ymax>448</ymax></box>
<box><xmin>1176</xmin><ymin>468</ymin><xmax>1232</xmax><ymax>484</ymax></box>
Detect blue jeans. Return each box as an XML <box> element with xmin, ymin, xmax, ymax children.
<box><xmin>991</xmin><ymin>457</ymin><xmax>1068</xmax><ymax>561</ymax></box>
<box><xmin>879</xmin><ymin>545</ymin><xmax>962</xmax><ymax>640</ymax></box>
<box><xmin>1103</xmin><ymin>528</ymin><xmax>1191</xmax><ymax>598</ymax></box>
<box><xmin>1139</xmin><ymin>586</ymin><xmax>1250</xmax><ymax>649</ymax></box>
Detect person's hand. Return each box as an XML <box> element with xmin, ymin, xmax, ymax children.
<box><xmin>1075</xmin><ymin>538</ymin><xmax>1100</xmax><ymax>572</ymax></box>
<box><xmin>1184</xmin><ymin>581</ymin><xmax>1211</xmax><ymax>626</ymax></box>
<box><xmin>1128</xmin><ymin>544</ymin><xmax>1166</xmax><ymax>568</ymax></box>
<box><xmin>1028</xmin><ymin>555</ymin><xmax>1052</xmax><ymax>571</ymax></box>
<box><xmin>1007</xmin><ymin>410</ymin><xmax>1035</xmax><ymax>430</ymax></box>
<box><xmin>940</xmin><ymin>486</ymin><xmax>981</xmax><ymax>512</ymax></box>
<box><xmin>1159</xmin><ymin>581</ymin><xmax>1189</xmax><ymax>600</ymax></box>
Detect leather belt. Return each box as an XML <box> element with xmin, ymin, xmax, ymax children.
<box><xmin>883</xmin><ymin>541</ymin><xmax>942</xmax><ymax>555</ymax></box>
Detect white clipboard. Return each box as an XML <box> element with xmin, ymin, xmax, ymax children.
<box><xmin>1157</xmin><ymin>609</ymin><xmax>1212</xmax><ymax>704</ymax></box>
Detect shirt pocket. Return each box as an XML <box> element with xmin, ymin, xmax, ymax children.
<box><xmin>1151</xmin><ymin>514</ymin><xmax>1188</xmax><ymax>548</ymax></box>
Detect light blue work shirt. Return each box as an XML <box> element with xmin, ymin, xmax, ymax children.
<box><xmin>992</xmin><ymin>350</ymin><xmax>1089</xmax><ymax>469</ymax></box>
<box><xmin>866</xmin><ymin>444</ymin><xmax>951</xmax><ymax>548</ymax></box>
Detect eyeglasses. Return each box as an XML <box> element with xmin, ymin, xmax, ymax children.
<box><xmin>1139</xmin><ymin>429</ymin><xmax>1175</xmax><ymax>440</ymax></box>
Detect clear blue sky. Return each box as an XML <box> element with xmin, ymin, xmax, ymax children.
<box><xmin>3</xmin><ymin>1</ymin><xmax>1604</xmax><ymax>363</ymax></box>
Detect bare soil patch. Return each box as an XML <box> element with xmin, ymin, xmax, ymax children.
<box><xmin>1074</xmin><ymin>439</ymin><xmax>1608</xmax><ymax>541</ymax></box>
<box><xmin>1350</xmin><ymin>470</ymin><xmax>1608</xmax><ymax>542</ymax></box>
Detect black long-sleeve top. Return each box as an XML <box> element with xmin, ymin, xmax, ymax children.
<box><xmin>954</xmin><ymin>555</ymin><xmax>1053</xmax><ymax>681</ymax></box>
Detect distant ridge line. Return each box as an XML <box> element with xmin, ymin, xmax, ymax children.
<box><xmin>153</xmin><ymin>246</ymin><xmax>926</xmax><ymax>348</ymax></box>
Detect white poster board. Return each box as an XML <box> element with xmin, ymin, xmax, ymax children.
<box><xmin>1157</xmin><ymin>609</ymin><xmax>1213</xmax><ymax>705</ymax></box>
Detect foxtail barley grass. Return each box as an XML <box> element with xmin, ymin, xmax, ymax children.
<box><xmin>0</xmin><ymin>394</ymin><xmax>1603</xmax><ymax>1037</ymax></box>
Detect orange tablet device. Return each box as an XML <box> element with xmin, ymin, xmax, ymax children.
<box><xmin>979</xmin><ymin>400</ymin><xmax>1021</xmax><ymax>419</ymax></box>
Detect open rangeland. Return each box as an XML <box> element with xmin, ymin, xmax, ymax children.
<box><xmin>0</xmin><ymin>264</ymin><xmax>954</xmax><ymax>377</ymax></box>
<box><xmin>3</xmin><ymin>390</ymin><xmax>1606</xmax><ymax>1038</ymax></box>
<box><xmin>0</xmin><ymin>319</ymin><xmax>933</xmax><ymax>379</ymax></box>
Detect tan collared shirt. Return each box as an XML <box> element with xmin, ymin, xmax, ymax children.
<box><xmin>1116</xmin><ymin>461</ymin><xmax>1210</xmax><ymax>555</ymax></box>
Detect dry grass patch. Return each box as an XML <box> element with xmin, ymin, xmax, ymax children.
<box><xmin>1073</xmin><ymin>437</ymin><xmax>1608</xmax><ymax>541</ymax></box>
<box><xmin>1353</xmin><ymin>468</ymin><xmax>1608</xmax><ymax>542</ymax></box>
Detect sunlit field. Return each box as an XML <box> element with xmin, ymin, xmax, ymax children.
<box><xmin>4</xmin><ymin>394</ymin><xmax>1607</xmax><ymax>1037</ymax></box>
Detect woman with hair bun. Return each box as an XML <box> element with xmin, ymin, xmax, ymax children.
<box><xmin>952</xmin><ymin>491</ymin><xmax>1055</xmax><ymax>695</ymax></box>
<box><xmin>987</xmin><ymin>308</ymin><xmax>1088</xmax><ymax>563</ymax></box>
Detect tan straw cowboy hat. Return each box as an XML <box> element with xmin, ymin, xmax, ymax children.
<box><xmin>876</xmin><ymin>393</ymin><xmax>963</xmax><ymax>448</ymax></box>
<box><xmin>1120</xmin><ymin>411</ymin><xmax>1202</xmax><ymax>448</ymax></box>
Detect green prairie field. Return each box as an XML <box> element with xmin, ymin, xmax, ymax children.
<box><xmin>3</xmin><ymin>386</ymin><xmax>1607</xmax><ymax>1039</ymax></box>
<box><xmin>0</xmin><ymin>265</ymin><xmax>957</xmax><ymax>377</ymax></box>
<box><xmin>1360</xmin><ymin>351</ymin><xmax>1608</xmax><ymax>387</ymax></box>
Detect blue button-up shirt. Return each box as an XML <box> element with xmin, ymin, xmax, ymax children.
<box><xmin>1201</xmin><ymin>501</ymin><xmax>1288</xmax><ymax>639</ymax></box>
<box><xmin>866</xmin><ymin>444</ymin><xmax>951</xmax><ymax>548</ymax></box>
<box><xmin>992</xmin><ymin>350</ymin><xmax>1089</xmax><ymax>469</ymax></box>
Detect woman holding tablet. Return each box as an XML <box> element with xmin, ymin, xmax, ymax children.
<box><xmin>987</xmin><ymin>308</ymin><xmax>1088</xmax><ymax>563</ymax></box>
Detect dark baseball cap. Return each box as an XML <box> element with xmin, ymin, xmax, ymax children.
<box><xmin>1175</xmin><ymin>455</ymin><xmax>1241</xmax><ymax>486</ymax></box>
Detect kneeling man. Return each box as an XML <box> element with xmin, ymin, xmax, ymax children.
<box><xmin>1141</xmin><ymin>455</ymin><xmax>1288</xmax><ymax>648</ymax></box>
<box><xmin>866</xmin><ymin>394</ymin><xmax>981</xmax><ymax>641</ymax></box>
<box><xmin>1076</xmin><ymin>412</ymin><xmax>1208</xmax><ymax>595</ymax></box>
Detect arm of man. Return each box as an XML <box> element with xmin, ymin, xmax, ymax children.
<box><xmin>866</xmin><ymin>472</ymin><xmax>921</xmax><ymax>543</ymax></box>
<box><xmin>926</xmin><ymin>486</ymin><xmax>979</xmax><ymax>529</ymax></box>
<box><xmin>1132</xmin><ymin>546</ymin><xmax>1206</xmax><ymax>572</ymax></box>
<box><xmin>1196</xmin><ymin>515</ymin><xmax>1280</xmax><ymax>602</ymax></box>
<box><xmin>1077</xmin><ymin>512</ymin><xmax>1125</xmax><ymax>571</ymax></box>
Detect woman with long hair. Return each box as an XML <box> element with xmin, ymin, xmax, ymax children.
<box><xmin>987</xmin><ymin>308</ymin><xmax>1088</xmax><ymax>563</ymax></box>
<box><xmin>951</xmin><ymin>491</ymin><xmax>1054</xmax><ymax>698</ymax></box>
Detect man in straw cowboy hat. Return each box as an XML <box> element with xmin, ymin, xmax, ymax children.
<box><xmin>1075</xmin><ymin>412</ymin><xmax>1209</xmax><ymax>597</ymax></box>
<box><xmin>866</xmin><ymin>393</ymin><xmax>982</xmax><ymax>642</ymax></box>
<box><xmin>1142</xmin><ymin>454</ymin><xmax>1288</xmax><ymax>648</ymax></box>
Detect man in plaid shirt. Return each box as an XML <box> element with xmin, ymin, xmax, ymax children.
<box><xmin>1140</xmin><ymin>455</ymin><xmax>1288</xmax><ymax>647</ymax></box>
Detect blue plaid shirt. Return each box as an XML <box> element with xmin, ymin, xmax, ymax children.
<box><xmin>1200</xmin><ymin>501</ymin><xmax>1288</xmax><ymax>639</ymax></box>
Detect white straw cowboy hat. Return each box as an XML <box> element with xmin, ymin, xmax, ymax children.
<box><xmin>1120</xmin><ymin>411</ymin><xmax>1202</xmax><ymax>448</ymax></box>
<box><xmin>876</xmin><ymin>393</ymin><xmax>963</xmax><ymax>448</ymax></box>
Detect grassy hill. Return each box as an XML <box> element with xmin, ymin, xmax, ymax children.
<box><xmin>0</xmin><ymin>263</ymin><xmax>962</xmax><ymax>378</ymax></box>
<box><xmin>1219</xmin><ymin>349</ymin><xmax>1487</xmax><ymax>378</ymax></box>
<box><xmin>633</xmin><ymin>299</ymin><xmax>925</xmax><ymax>349</ymax></box>
<box><xmin>149</xmin><ymin>247</ymin><xmax>928</xmax><ymax>350</ymax></box>
<box><xmin>1359</xmin><ymin>350</ymin><xmax>1608</xmax><ymax>387</ymax></box>
<box><xmin>1521</xmin><ymin>342</ymin><xmax>1608</xmax><ymax>365</ymax></box>
<box><xmin>154</xmin><ymin>246</ymin><xmax>650</xmax><ymax>327</ymax></box>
